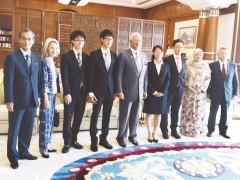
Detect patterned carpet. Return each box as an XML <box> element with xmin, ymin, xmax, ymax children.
<box><xmin>51</xmin><ymin>141</ymin><xmax>240</xmax><ymax>180</ymax></box>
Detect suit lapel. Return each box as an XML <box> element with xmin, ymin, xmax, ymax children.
<box><xmin>108</xmin><ymin>51</ymin><xmax>114</xmax><ymax>72</ymax></box>
<box><xmin>226</xmin><ymin>62</ymin><xmax>230</xmax><ymax>79</ymax></box>
<box><xmin>17</xmin><ymin>49</ymin><xmax>29</xmax><ymax>74</ymax></box>
<box><xmin>126</xmin><ymin>49</ymin><xmax>138</xmax><ymax>73</ymax></box>
<box><xmin>97</xmin><ymin>49</ymin><xmax>108</xmax><ymax>73</ymax></box>
<box><xmin>70</xmin><ymin>50</ymin><xmax>79</xmax><ymax>67</ymax></box>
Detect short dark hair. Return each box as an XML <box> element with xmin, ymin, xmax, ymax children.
<box><xmin>19</xmin><ymin>28</ymin><xmax>35</xmax><ymax>39</ymax></box>
<box><xmin>172</xmin><ymin>39</ymin><xmax>184</xmax><ymax>47</ymax></box>
<box><xmin>70</xmin><ymin>30</ymin><xmax>86</xmax><ymax>42</ymax></box>
<box><xmin>100</xmin><ymin>29</ymin><xmax>114</xmax><ymax>39</ymax></box>
<box><xmin>151</xmin><ymin>45</ymin><xmax>163</xmax><ymax>61</ymax></box>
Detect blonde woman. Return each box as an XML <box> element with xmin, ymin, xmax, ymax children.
<box><xmin>39</xmin><ymin>38</ymin><xmax>60</xmax><ymax>158</ymax></box>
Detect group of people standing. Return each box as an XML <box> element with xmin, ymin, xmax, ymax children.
<box><xmin>3</xmin><ymin>28</ymin><xmax>239</xmax><ymax>170</ymax></box>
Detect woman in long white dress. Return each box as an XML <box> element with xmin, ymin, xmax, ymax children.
<box><xmin>180</xmin><ymin>48</ymin><xmax>211</xmax><ymax>137</ymax></box>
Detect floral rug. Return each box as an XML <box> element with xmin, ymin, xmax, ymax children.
<box><xmin>51</xmin><ymin>141</ymin><xmax>240</xmax><ymax>180</ymax></box>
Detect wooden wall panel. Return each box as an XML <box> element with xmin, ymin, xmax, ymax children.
<box><xmin>13</xmin><ymin>8</ymin><xmax>28</xmax><ymax>50</ymax></box>
<box><xmin>72</xmin><ymin>14</ymin><xmax>118</xmax><ymax>54</ymax></box>
<box><xmin>142</xmin><ymin>1</ymin><xmax>198</xmax><ymax>51</ymax></box>
<box><xmin>43</xmin><ymin>11</ymin><xmax>58</xmax><ymax>40</ymax></box>
<box><xmin>29</xmin><ymin>9</ymin><xmax>42</xmax><ymax>55</ymax></box>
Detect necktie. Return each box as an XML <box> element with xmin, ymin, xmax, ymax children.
<box><xmin>26</xmin><ymin>54</ymin><xmax>31</xmax><ymax>72</ymax></box>
<box><xmin>104</xmin><ymin>51</ymin><xmax>111</xmax><ymax>71</ymax></box>
<box><xmin>134</xmin><ymin>52</ymin><xmax>142</xmax><ymax>72</ymax></box>
<box><xmin>77</xmin><ymin>52</ymin><xmax>82</xmax><ymax>66</ymax></box>
<box><xmin>222</xmin><ymin>63</ymin><xmax>226</xmax><ymax>79</ymax></box>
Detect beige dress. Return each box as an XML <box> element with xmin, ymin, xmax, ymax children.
<box><xmin>180</xmin><ymin>61</ymin><xmax>211</xmax><ymax>137</ymax></box>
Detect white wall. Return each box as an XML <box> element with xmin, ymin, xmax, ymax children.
<box><xmin>217</xmin><ymin>13</ymin><xmax>235</xmax><ymax>58</ymax></box>
<box><xmin>174</xmin><ymin>13</ymin><xmax>235</xmax><ymax>60</ymax></box>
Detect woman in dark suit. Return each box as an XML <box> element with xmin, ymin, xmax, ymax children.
<box><xmin>143</xmin><ymin>45</ymin><xmax>170</xmax><ymax>142</ymax></box>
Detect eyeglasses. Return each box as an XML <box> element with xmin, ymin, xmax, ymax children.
<box><xmin>21</xmin><ymin>37</ymin><xmax>34</xmax><ymax>41</ymax></box>
<box><xmin>74</xmin><ymin>39</ymin><xmax>85</xmax><ymax>42</ymax></box>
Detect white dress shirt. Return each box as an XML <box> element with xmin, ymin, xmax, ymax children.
<box><xmin>154</xmin><ymin>60</ymin><xmax>162</xmax><ymax>75</ymax></box>
<box><xmin>173</xmin><ymin>54</ymin><xmax>182</xmax><ymax>72</ymax></box>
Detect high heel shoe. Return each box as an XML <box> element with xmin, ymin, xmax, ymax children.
<box><xmin>152</xmin><ymin>133</ymin><xmax>158</xmax><ymax>143</ymax></box>
<box><xmin>148</xmin><ymin>133</ymin><xmax>153</xmax><ymax>143</ymax></box>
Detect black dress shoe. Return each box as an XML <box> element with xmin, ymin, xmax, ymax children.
<box><xmin>171</xmin><ymin>132</ymin><xmax>181</xmax><ymax>139</ymax></box>
<box><xmin>220</xmin><ymin>133</ymin><xmax>230</xmax><ymax>139</ymax></box>
<box><xmin>148</xmin><ymin>138</ymin><xmax>153</xmax><ymax>143</ymax></box>
<box><xmin>117</xmin><ymin>138</ymin><xmax>127</xmax><ymax>147</ymax></box>
<box><xmin>19</xmin><ymin>154</ymin><xmax>38</xmax><ymax>160</ymax></box>
<box><xmin>41</xmin><ymin>152</ymin><xmax>49</xmax><ymax>158</ymax></box>
<box><xmin>128</xmin><ymin>137</ymin><xmax>139</xmax><ymax>146</ymax></box>
<box><xmin>10</xmin><ymin>162</ymin><xmax>19</xmax><ymax>169</ymax></box>
<box><xmin>48</xmin><ymin>148</ymin><xmax>57</xmax><ymax>153</ymax></box>
<box><xmin>162</xmin><ymin>134</ymin><xmax>169</xmax><ymax>139</ymax></box>
<box><xmin>90</xmin><ymin>144</ymin><xmax>98</xmax><ymax>152</ymax></box>
<box><xmin>99</xmin><ymin>140</ymin><xmax>113</xmax><ymax>149</ymax></box>
<box><xmin>206</xmin><ymin>131</ymin><xmax>213</xmax><ymax>137</ymax></box>
<box><xmin>62</xmin><ymin>145</ymin><xmax>70</xmax><ymax>153</ymax></box>
<box><xmin>71</xmin><ymin>142</ymin><xmax>83</xmax><ymax>149</ymax></box>
<box><xmin>152</xmin><ymin>138</ymin><xmax>158</xmax><ymax>143</ymax></box>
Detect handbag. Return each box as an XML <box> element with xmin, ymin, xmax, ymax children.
<box><xmin>53</xmin><ymin>109</ymin><xmax>60</xmax><ymax>127</ymax></box>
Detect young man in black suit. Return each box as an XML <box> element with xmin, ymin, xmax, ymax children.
<box><xmin>4</xmin><ymin>29</ymin><xmax>40</xmax><ymax>169</ymax></box>
<box><xmin>60</xmin><ymin>30</ymin><xmax>90</xmax><ymax>153</ymax></box>
<box><xmin>161</xmin><ymin>39</ymin><xmax>186</xmax><ymax>139</ymax></box>
<box><xmin>87</xmin><ymin>29</ymin><xmax>117</xmax><ymax>152</ymax></box>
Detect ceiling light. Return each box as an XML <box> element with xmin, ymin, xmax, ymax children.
<box><xmin>131</xmin><ymin>0</ymin><xmax>137</xmax><ymax>4</ymax></box>
<box><xmin>58</xmin><ymin>0</ymin><xmax>89</xmax><ymax>6</ymax></box>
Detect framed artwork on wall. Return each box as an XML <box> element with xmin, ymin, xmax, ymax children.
<box><xmin>178</xmin><ymin>26</ymin><xmax>197</xmax><ymax>48</ymax></box>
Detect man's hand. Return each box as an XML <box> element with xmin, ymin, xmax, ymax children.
<box><xmin>6</xmin><ymin>102</ymin><xmax>14</xmax><ymax>112</ymax></box>
<box><xmin>143</xmin><ymin>92</ymin><xmax>148</xmax><ymax>99</ymax></box>
<box><xmin>64</xmin><ymin>94</ymin><xmax>72</xmax><ymax>105</ymax></box>
<box><xmin>87</xmin><ymin>95</ymin><xmax>98</xmax><ymax>104</ymax></box>
<box><xmin>116</xmin><ymin>92</ymin><xmax>124</xmax><ymax>100</ymax></box>
<box><xmin>153</xmin><ymin>91</ymin><xmax>163</xmax><ymax>97</ymax></box>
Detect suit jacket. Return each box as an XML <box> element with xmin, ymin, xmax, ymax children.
<box><xmin>147</xmin><ymin>61</ymin><xmax>170</xmax><ymax>95</ymax></box>
<box><xmin>88</xmin><ymin>49</ymin><xmax>117</xmax><ymax>97</ymax></box>
<box><xmin>164</xmin><ymin>54</ymin><xmax>186</xmax><ymax>96</ymax></box>
<box><xmin>4</xmin><ymin>49</ymin><xmax>40</xmax><ymax>109</ymax></box>
<box><xmin>208</xmin><ymin>61</ymin><xmax>239</xmax><ymax>102</ymax></box>
<box><xmin>116</xmin><ymin>49</ymin><xmax>148</xmax><ymax>101</ymax></box>
<box><xmin>60</xmin><ymin>50</ymin><xmax>90</xmax><ymax>97</ymax></box>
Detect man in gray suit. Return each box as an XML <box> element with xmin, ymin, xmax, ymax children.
<box><xmin>116</xmin><ymin>32</ymin><xmax>148</xmax><ymax>147</ymax></box>
<box><xmin>207</xmin><ymin>47</ymin><xmax>239</xmax><ymax>139</ymax></box>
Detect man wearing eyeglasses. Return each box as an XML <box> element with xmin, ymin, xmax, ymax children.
<box><xmin>4</xmin><ymin>29</ymin><xmax>40</xmax><ymax>169</ymax></box>
<box><xmin>87</xmin><ymin>29</ymin><xmax>117</xmax><ymax>152</ymax></box>
<box><xmin>61</xmin><ymin>30</ymin><xmax>90</xmax><ymax>153</ymax></box>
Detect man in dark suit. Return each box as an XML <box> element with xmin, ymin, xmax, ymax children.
<box><xmin>161</xmin><ymin>39</ymin><xmax>186</xmax><ymax>139</ymax></box>
<box><xmin>60</xmin><ymin>30</ymin><xmax>89</xmax><ymax>153</ymax></box>
<box><xmin>87</xmin><ymin>29</ymin><xmax>117</xmax><ymax>152</ymax></box>
<box><xmin>4</xmin><ymin>29</ymin><xmax>40</xmax><ymax>169</ymax></box>
<box><xmin>116</xmin><ymin>32</ymin><xmax>148</xmax><ymax>147</ymax></box>
<box><xmin>207</xmin><ymin>47</ymin><xmax>239</xmax><ymax>139</ymax></box>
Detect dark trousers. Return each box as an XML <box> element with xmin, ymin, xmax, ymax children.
<box><xmin>117</xmin><ymin>99</ymin><xmax>141</xmax><ymax>140</ymax></box>
<box><xmin>161</xmin><ymin>92</ymin><xmax>182</xmax><ymax>134</ymax></box>
<box><xmin>90</xmin><ymin>93</ymin><xmax>114</xmax><ymax>142</ymax></box>
<box><xmin>63</xmin><ymin>94</ymin><xmax>86</xmax><ymax>145</ymax></box>
<box><xmin>7</xmin><ymin>108</ymin><xmax>36</xmax><ymax>164</ymax></box>
<box><xmin>207</xmin><ymin>98</ymin><xmax>230</xmax><ymax>134</ymax></box>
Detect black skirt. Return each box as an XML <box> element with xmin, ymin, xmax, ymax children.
<box><xmin>143</xmin><ymin>94</ymin><xmax>169</xmax><ymax>115</ymax></box>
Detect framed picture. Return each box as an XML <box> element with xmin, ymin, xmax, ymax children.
<box><xmin>178</xmin><ymin>26</ymin><xmax>197</xmax><ymax>48</ymax></box>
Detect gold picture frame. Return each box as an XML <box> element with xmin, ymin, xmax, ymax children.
<box><xmin>178</xmin><ymin>26</ymin><xmax>197</xmax><ymax>48</ymax></box>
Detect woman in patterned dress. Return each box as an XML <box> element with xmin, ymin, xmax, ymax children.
<box><xmin>180</xmin><ymin>48</ymin><xmax>211</xmax><ymax>137</ymax></box>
